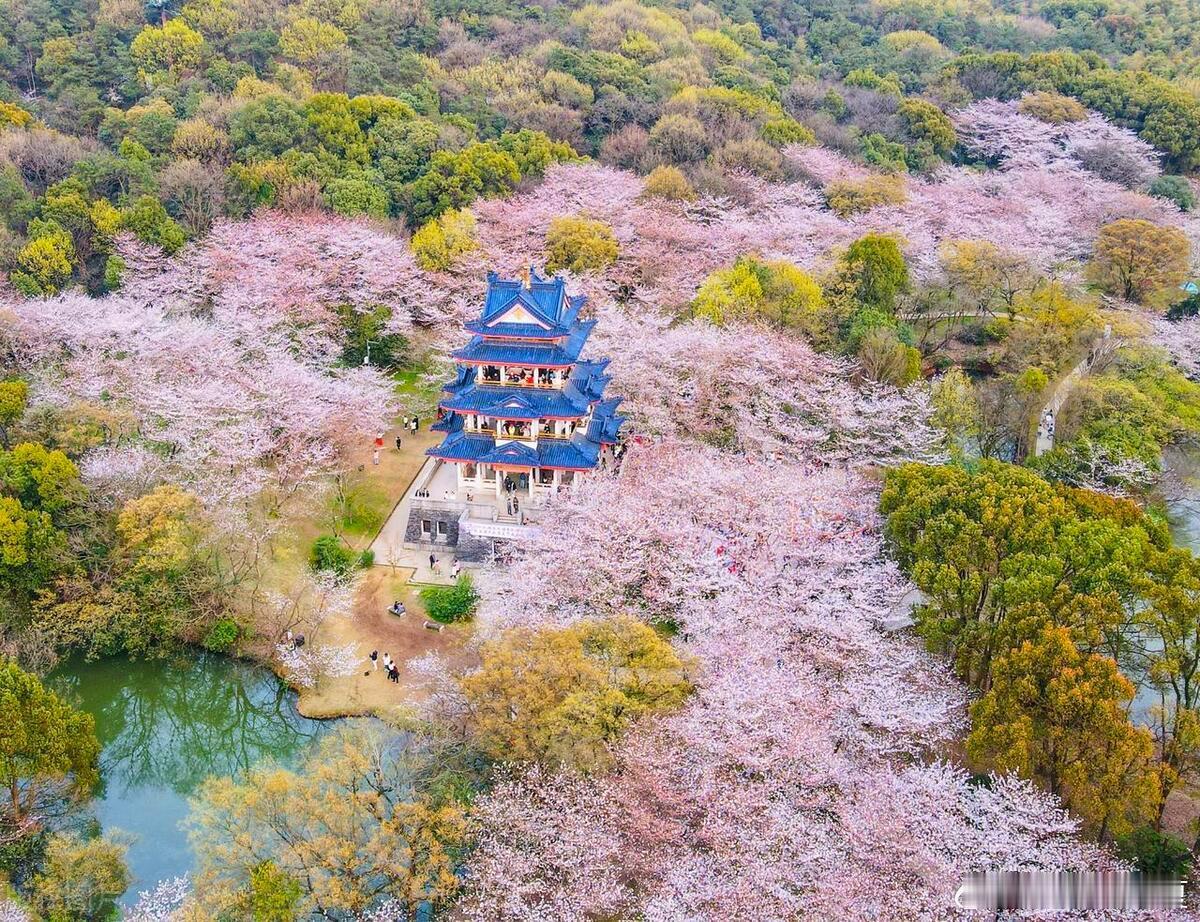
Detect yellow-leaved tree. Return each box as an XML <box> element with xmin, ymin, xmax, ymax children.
<box><xmin>187</xmin><ymin>725</ymin><xmax>467</xmax><ymax>919</ymax></box>
<box><xmin>1088</xmin><ymin>218</ymin><xmax>1190</xmax><ymax>305</ymax></box>
<box><xmin>967</xmin><ymin>625</ymin><xmax>1160</xmax><ymax>841</ymax></box>
<box><xmin>458</xmin><ymin>615</ymin><xmax>692</xmax><ymax>771</ymax></box>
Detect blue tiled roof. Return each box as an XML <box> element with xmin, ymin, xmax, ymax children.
<box><xmin>430</xmin><ymin>268</ymin><xmax>624</xmax><ymax>469</ymax></box>
<box><xmin>586</xmin><ymin>397</ymin><xmax>625</xmax><ymax>444</ymax></box>
<box><xmin>427</xmin><ymin>431</ymin><xmax>602</xmax><ymax>470</ymax></box>
<box><xmin>450</xmin><ymin>319</ymin><xmax>596</xmax><ymax>368</ymax></box>
<box><xmin>441</xmin><ymin>385</ymin><xmax>591</xmax><ymax>419</ymax></box>
<box><xmin>466</xmin><ymin>270</ymin><xmax>588</xmax><ymax>339</ymax></box>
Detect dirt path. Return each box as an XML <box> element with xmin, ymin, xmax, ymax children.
<box><xmin>297</xmin><ymin>567</ymin><xmax>476</xmax><ymax>720</ymax></box>
<box><xmin>295</xmin><ymin>419</ymin><xmax>477</xmax><ymax>720</ymax></box>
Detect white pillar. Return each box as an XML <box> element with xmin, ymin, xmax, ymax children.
<box><xmin>553</xmin><ymin>469</ymin><xmax>562</xmax><ymax>493</ymax></box>
<box><xmin>528</xmin><ymin>470</ymin><xmax>535</xmax><ymax>499</ymax></box>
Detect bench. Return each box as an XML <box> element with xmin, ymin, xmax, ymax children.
<box><xmin>423</xmin><ymin>621</ymin><xmax>444</xmax><ymax>633</ymax></box>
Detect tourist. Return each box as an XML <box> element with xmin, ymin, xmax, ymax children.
<box><xmin>395</xmin><ymin>435</ymin><xmax>402</xmax><ymax>451</ymax></box>
<box><xmin>374</xmin><ymin>430</ymin><xmax>384</xmax><ymax>450</ymax></box>
<box><xmin>429</xmin><ymin>553</ymin><xmax>436</xmax><ymax>571</ymax></box>
<box><xmin>372</xmin><ymin>448</ymin><xmax>380</xmax><ymax>466</ymax></box>
<box><xmin>388</xmin><ymin>665</ymin><xmax>400</xmax><ymax>684</ymax></box>
<box><xmin>370</xmin><ymin>650</ymin><xmax>378</xmax><ymax>671</ymax></box>
<box><xmin>451</xmin><ymin>559</ymin><xmax>461</xmax><ymax>578</ymax></box>
<box><xmin>411</xmin><ymin>416</ymin><xmax>419</xmax><ymax>432</ymax></box>
<box><xmin>382</xmin><ymin>652</ymin><xmax>392</xmax><ymax>671</ymax></box>
<box><xmin>285</xmin><ymin>629</ymin><xmax>293</xmax><ymax>646</ymax></box>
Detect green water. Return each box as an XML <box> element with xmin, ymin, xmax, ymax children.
<box><xmin>50</xmin><ymin>652</ymin><xmax>327</xmax><ymax>901</ymax></box>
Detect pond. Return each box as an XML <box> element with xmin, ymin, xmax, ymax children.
<box><xmin>50</xmin><ymin>652</ymin><xmax>327</xmax><ymax>903</ymax></box>
<box><xmin>1162</xmin><ymin>444</ymin><xmax>1200</xmax><ymax>553</ymax></box>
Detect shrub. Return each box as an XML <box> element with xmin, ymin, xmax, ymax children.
<box><xmin>102</xmin><ymin>255</ymin><xmax>125</xmax><ymax>291</ymax></box>
<box><xmin>410</xmin><ymin>208</ymin><xmax>478</xmax><ymax>270</ymax></box>
<box><xmin>714</xmin><ymin>137</ymin><xmax>784</xmax><ymax>180</ymax></box>
<box><xmin>357</xmin><ymin>548</ymin><xmax>375</xmax><ymax>568</ymax></box>
<box><xmin>420</xmin><ymin>574</ymin><xmax>478</xmax><ymax>623</ymax></box>
<box><xmin>309</xmin><ymin>534</ymin><xmax>355</xmax><ymax>577</ymax></box>
<box><xmin>1149</xmin><ymin>175</ymin><xmax>1196</xmax><ymax>211</ymax></box>
<box><xmin>692</xmin><ymin>255</ymin><xmax>824</xmax><ymax>333</ymax></box>
<box><xmin>324</xmin><ymin>177</ymin><xmax>389</xmax><ymax>219</ymax></box>
<box><xmin>1018</xmin><ymin>91</ymin><xmax>1088</xmax><ymax>125</ymax></box>
<box><xmin>648</xmin><ymin>113</ymin><xmax>709</xmax><ymax>164</ymax></box>
<box><xmin>642</xmin><ymin>165</ymin><xmax>695</xmax><ymax>201</ymax></box>
<box><xmin>1167</xmin><ymin>292</ymin><xmax>1200</xmax><ymax>320</ymax></box>
<box><xmin>1115</xmin><ymin>826</ymin><xmax>1193</xmax><ymax>876</ymax></box>
<box><xmin>544</xmin><ymin>215</ymin><xmax>619</xmax><ymax>274</ymax></box>
<box><xmin>760</xmin><ymin>118</ymin><xmax>815</xmax><ymax>146</ymax></box>
<box><xmin>824</xmin><ymin>175</ymin><xmax>907</xmax><ymax>216</ymax></box>
<box><xmin>897</xmin><ymin>99</ymin><xmax>956</xmax><ymax>156</ymax></box>
<box><xmin>203</xmin><ymin>617</ymin><xmax>240</xmax><ymax>652</ymax></box>
<box><xmin>859</xmin><ymin>133</ymin><xmax>910</xmax><ymax>172</ymax></box>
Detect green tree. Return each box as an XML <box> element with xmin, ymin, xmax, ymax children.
<box><xmin>824</xmin><ymin>175</ymin><xmax>907</xmax><ymax>216</ymax></box>
<box><xmin>1148</xmin><ymin>175</ymin><xmax>1196</xmax><ymax>212</ymax></box>
<box><xmin>1018</xmin><ymin>91</ymin><xmax>1088</xmax><ymax>124</ymax></box>
<box><xmin>241</xmin><ymin>861</ymin><xmax>303</xmax><ymax>921</ymax></box>
<box><xmin>130</xmin><ymin>19</ymin><xmax>206</xmax><ymax>81</ymax></box>
<box><xmin>0</xmin><ymin>380</ymin><xmax>29</xmax><ymax>448</ymax></box>
<box><xmin>309</xmin><ymin>534</ymin><xmax>355</xmax><ymax>577</ymax></box>
<box><xmin>840</xmin><ymin>233</ymin><xmax>909</xmax><ymax>313</ymax></box>
<box><xmin>641</xmin><ymin>165</ymin><xmax>695</xmax><ymax>201</ymax></box>
<box><xmin>369</xmin><ymin>115</ymin><xmax>439</xmax><ymax>187</ymax></box>
<box><xmin>0</xmin><ymin>441</ymin><xmax>84</xmax><ymax>519</ymax></box>
<box><xmin>11</xmin><ymin>222</ymin><xmax>75</xmax><ymax>297</ymax></box>
<box><xmin>0</xmin><ymin>661</ymin><xmax>100</xmax><ymax>834</ymax></box>
<box><xmin>0</xmin><ymin>495</ymin><xmax>68</xmax><ymax>597</ymax></box>
<box><xmin>930</xmin><ymin>367</ymin><xmax>979</xmax><ymax>459</ymax></box>
<box><xmin>881</xmin><ymin>461</ymin><xmax>1159</xmax><ymax>688</ymax></box>
<box><xmin>897</xmin><ymin>98</ymin><xmax>956</xmax><ymax>156</ymax></box>
<box><xmin>403</xmin><ymin>144</ymin><xmax>519</xmax><ymax>224</ymax></box>
<box><xmin>692</xmin><ymin>255</ymin><xmax>825</xmax><ymax>334</ymax></box>
<box><xmin>229</xmin><ymin>96</ymin><xmax>309</xmax><ymax>162</ymax></box>
<box><xmin>121</xmin><ymin>196</ymin><xmax>186</xmax><ymax>254</ymax></box>
<box><xmin>323</xmin><ymin>176</ymin><xmax>389</xmax><ymax>219</ymax></box>
<box><xmin>544</xmin><ymin>215</ymin><xmax>619</xmax><ymax>275</ymax></box>
<box><xmin>420</xmin><ymin>574</ymin><xmax>478</xmax><ymax>623</ymax></box>
<box><xmin>493</xmin><ymin>129</ymin><xmax>577</xmax><ymax>179</ymax></box>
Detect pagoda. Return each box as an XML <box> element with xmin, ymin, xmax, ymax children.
<box><xmin>427</xmin><ymin>268</ymin><xmax>623</xmax><ymax>508</ymax></box>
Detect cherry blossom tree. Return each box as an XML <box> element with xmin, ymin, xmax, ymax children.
<box><xmin>452</xmin><ymin>441</ymin><xmax>1115</xmax><ymax>919</ymax></box>
<box><xmin>124</xmin><ymin>877</ymin><xmax>191</xmax><ymax>921</ymax></box>
<box><xmin>2</xmin><ymin>223</ymin><xmax>426</xmax><ymax>508</ymax></box>
<box><xmin>469</xmin><ymin>154</ymin><xmax>1200</xmax><ymax>296</ymax></box>
<box><xmin>1152</xmin><ymin>314</ymin><xmax>1200</xmax><ymax>380</ymax></box>
<box><xmin>953</xmin><ymin>98</ymin><xmax>1160</xmax><ymax>180</ymax></box>
<box><xmin>589</xmin><ymin>304</ymin><xmax>942</xmax><ymax>464</ymax></box>
<box><xmin>275</xmin><ymin>641</ymin><xmax>362</xmax><ymax>689</ymax></box>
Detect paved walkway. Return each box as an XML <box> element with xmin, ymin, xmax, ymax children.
<box><xmin>1033</xmin><ymin>355</ymin><xmax>1091</xmax><ymax>457</ymax></box>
